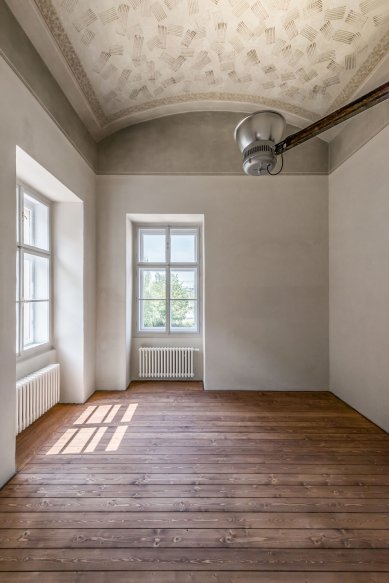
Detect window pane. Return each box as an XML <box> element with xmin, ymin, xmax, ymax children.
<box><xmin>23</xmin><ymin>193</ymin><xmax>49</xmax><ymax>250</ymax></box>
<box><xmin>170</xmin><ymin>229</ymin><xmax>197</xmax><ymax>263</ymax></box>
<box><xmin>16</xmin><ymin>303</ymin><xmax>20</xmax><ymax>353</ymax></box>
<box><xmin>140</xmin><ymin>269</ymin><xmax>166</xmax><ymax>299</ymax></box>
<box><xmin>139</xmin><ymin>229</ymin><xmax>166</xmax><ymax>263</ymax></box>
<box><xmin>23</xmin><ymin>300</ymin><xmax>49</xmax><ymax>349</ymax></box>
<box><xmin>140</xmin><ymin>300</ymin><xmax>166</xmax><ymax>331</ymax></box>
<box><xmin>171</xmin><ymin>269</ymin><xmax>197</xmax><ymax>299</ymax></box>
<box><xmin>16</xmin><ymin>250</ymin><xmax>20</xmax><ymax>300</ymax></box>
<box><xmin>170</xmin><ymin>300</ymin><xmax>197</xmax><ymax>331</ymax></box>
<box><xmin>24</xmin><ymin>254</ymin><xmax>49</xmax><ymax>300</ymax></box>
<box><xmin>16</xmin><ymin>188</ymin><xmax>20</xmax><ymax>243</ymax></box>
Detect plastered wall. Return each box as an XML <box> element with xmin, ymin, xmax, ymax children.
<box><xmin>0</xmin><ymin>0</ymin><xmax>97</xmax><ymax>168</ymax></box>
<box><xmin>98</xmin><ymin>112</ymin><xmax>328</xmax><ymax>176</ymax></box>
<box><xmin>0</xmin><ymin>56</ymin><xmax>96</xmax><ymax>486</ymax></box>
<box><xmin>96</xmin><ymin>174</ymin><xmax>329</xmax><ymax>392</ymax></box>
<box><xmin>329</xmin><ymin>124</ymin><xmax>389</xmax><ymax>432</ymax></box>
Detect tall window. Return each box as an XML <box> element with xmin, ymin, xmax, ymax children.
<box><xmin>16</xmin><ymin>186</ymin><xmax>51</xmax><ymax>355</ymax></box>
<box><xmin>136</xmin><ymin>226</ymin><xmax>200</xmax><ymax>334</ymax></box>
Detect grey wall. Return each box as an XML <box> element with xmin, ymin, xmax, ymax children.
<box><xmin>329</xmin><ymin>100</ymin><xmax>389</xmax><ymax>173</ymax></box>
<box><xmin>96</xmin><ymin>174</ymin><xmax>329</xmax><ymax>392</ymax></box>
<box><xmin>98</xmin><ymin>112</ymin><xmax>328</xmax><ymax>175</ymax></box>
<box><xmin>0</xmin><ymin>0</ymin><xmax>97</xmax><ymax>169</ymax></box>
<box><xmin>329</xmin><ymin>124</ymin><xmax>389</xmax><ymax>432</ymax></box>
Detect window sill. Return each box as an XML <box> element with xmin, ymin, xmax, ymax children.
<box><xmin>17</xmin><ymin>343</ymin><xmax>54</xmax><ymax>362</ymax></box>
<box><xmin>133</xmin><ymin>333</ymin><xmax>201</xmax><ymax>339</ymax></box>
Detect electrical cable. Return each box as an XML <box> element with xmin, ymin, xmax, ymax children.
<box><xmin>267</xmin><ymin>153</ymin><xmax>284</xmax><ymax>176</ymax></box>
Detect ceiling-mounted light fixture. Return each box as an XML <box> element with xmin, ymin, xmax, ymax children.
<box><xmin>234</xmin><ymin>111</ymin><xmax>285</xmax><ymax>176</ymax></box>
<box><xmin>234</xmin><ymin>81</ymin><xmax>389</xmax><ymax>177</ymax></box>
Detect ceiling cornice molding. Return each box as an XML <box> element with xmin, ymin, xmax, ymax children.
<box><xmin>33</xmin><ymin>0</ymin><xmax>108</xmax><ymax>125</ymax></box>
<box><xmin>98</xmin><ymin>99</ymin><xmax>315</xmax><ymax>140</ymax></box>
<box><xmin>328</xmin><ymin>29</ymin><xmax>389</xmax><ymax>112</ymax></box>
<box><xmin>5</xmin><ymin>0</ymin><xmax>103</xmax><ymax>138</ymax></box>
<box><xmin>103</xmin><ymin>91</ymin><xmax>317</xmax><ymax>128</ymax></box>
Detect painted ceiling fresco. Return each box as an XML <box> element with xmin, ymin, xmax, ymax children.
<box><xmin>33</xmin><ymin>0</ymin><xmax>389</xmax><ymax>130</ymax></box>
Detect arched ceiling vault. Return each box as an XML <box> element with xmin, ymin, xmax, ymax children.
<box><xmin>6</xmin><ymin>0</ymin><xmax>389</xmax><ymax>140</ymax></box>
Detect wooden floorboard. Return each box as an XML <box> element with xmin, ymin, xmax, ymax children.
<box><xmin>0</xmin><ymin>573</ymin><xmax>389</xmax><ymax>583</ymax></box>
<box><xmin>1</xmin><ymin>382</ymin><xmax>389</xmax><ymax>581</ymax></box>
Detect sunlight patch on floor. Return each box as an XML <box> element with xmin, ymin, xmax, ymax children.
<box><xmin>73</xmin><ymin>406</ymin><xmax>96</xmax><ymax>425</ymax></box>
<box><xmin>46</xmin><ymin>402</ymin><xmax>138</xmax><ymax>455</ymax></box>
<box><xmin>121</xmin><ymin>403</ymin><xmax>138</xmax><ymax>422</ymax></box>
<box><xmin>106</xmin><ymin>425</ymin><xmax>128</xmax><ymax>451</ymax></box>
<box><xmin>63</xmin><ymin>427</ymin><xmax>97</xmax><ymax>454</ymax></box>
<box><xmin>104</xmin><ymin>404</ymin><xmax>121</xmax><ymax>423</ymax></box>
<box><xmin>84</xmin><ymin>427</ymin><xmax>107</xmax><ymax>452</ymax></box>
<box><xmin>87</xmin><ymin>405</ymin><xmax>113</xmax><ymax>424</ymax></box>
<box><xmin>46</xmin><ymin>428</ymin><xmax>78</xmax><ymax>455</ymax></box>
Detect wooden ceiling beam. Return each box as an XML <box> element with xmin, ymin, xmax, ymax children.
<box><xmin>275</xmin><ymin>81</ymin><xmax>389</xmax><ymax>155</ymax></box>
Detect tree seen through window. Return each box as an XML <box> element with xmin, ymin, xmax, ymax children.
<box><xmin>143</xmin><ymin>270</ymin><xmax>195</xmax><ymax>329</ymax></box>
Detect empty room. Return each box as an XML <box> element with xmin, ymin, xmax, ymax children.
<box><xmin>0</xmin><ymin>0</ymin><xmax>388</xmax><ymax>580</ymax></box>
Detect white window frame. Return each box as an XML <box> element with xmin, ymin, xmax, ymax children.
<box><xmin>134</xmin><ymin>224</ymin><xmax>201</xmax><ymax>337</ymax></box>
<box><xmin>16</xmin><ymin>184</ymin><xmax>53</xmax><ymax>358</ymax></box>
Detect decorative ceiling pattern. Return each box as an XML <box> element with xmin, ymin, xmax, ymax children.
<box><xmin>33</xmin><ymin>0</ymin><xmax>389</xmax><ymax>131</ymax></box>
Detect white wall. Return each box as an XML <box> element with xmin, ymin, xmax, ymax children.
<box><xmin>16</xmin><ymin>349</ymin><xmax>57</xmax><ymax>380</ymax></box>
<box><xmin>96</xmin><ymin>174</ymin><xmax>329</xmax><ymax>392</ymax></box>
<box><xmin>54</xmin><ymin>202</ymin><xmax>85</xmax><ymax>403</ymax></box>
<box><xmin>0</xmin><ymin>56</ymin><xmax>96</xmax><ymax>486</ymax></box>
<box><xmin>329</xmin><ymin>125</ymin><xmax>389</xmax><ymax>432</ymax></box>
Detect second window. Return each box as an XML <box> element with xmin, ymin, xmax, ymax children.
<box><xmin>136</xmin><ymin>226</ymin><xmax>200</xmax><ymax>334</ymax></box>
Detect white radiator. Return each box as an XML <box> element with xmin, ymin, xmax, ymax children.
<box><xmin>139</xmin><ymin>347</ymin><xmax>197</xmax><ymax>379</ymax></box>
<box><xmin>16</xmin><ymin>364</ymin><xmax>60</xmax><ymax>434</ymax></box>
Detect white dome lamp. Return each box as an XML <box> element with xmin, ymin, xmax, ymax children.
<box><xmin>234</xmin><ymin>111</ymin><xmax>286</xmax><ymax>176</ymax></box>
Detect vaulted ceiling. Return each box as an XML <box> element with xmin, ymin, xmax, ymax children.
<box><xmin>7</xmin><ymin>0</ymin><xmax>389</xmax><ymax>139</ymax></box>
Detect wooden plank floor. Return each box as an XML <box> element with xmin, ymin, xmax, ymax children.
<box><xmin>1</xmin><ymin>382</ymin><xmax>389</xmax><ymax>582</ymax></box>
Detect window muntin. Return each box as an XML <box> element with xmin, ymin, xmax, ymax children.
<box><xmin>16</xmin><ymin>186</ymin><xmax>51</xmax><ymax>355</ymax></box>
<box><xmin>136</xmin><ymin>226</ymin><xmax>200</xmax><ymax>334</ymax></box>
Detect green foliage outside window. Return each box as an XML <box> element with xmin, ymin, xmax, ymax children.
<box><xmin>143</xmin><ymin>271</ymin><xmax>194</xmax><ymax>329</ymax></box>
